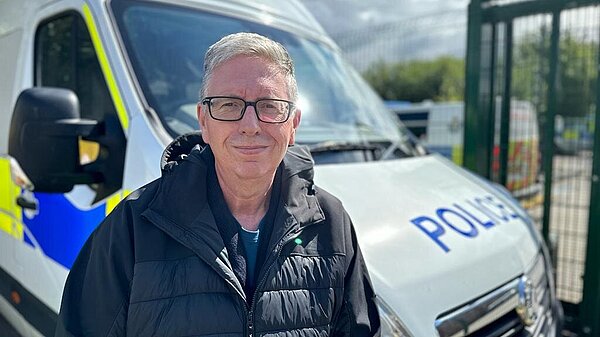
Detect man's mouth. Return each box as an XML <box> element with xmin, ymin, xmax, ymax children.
<box><xmin>234</xmin><ymin>145</ymin><xmax>268</xmax><ymax>155</ymax></box>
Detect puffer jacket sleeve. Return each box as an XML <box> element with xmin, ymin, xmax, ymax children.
<box><xmin>332</xmin><ymin>213</ymin><xmax>381</xmax><ymax>337</ymax></box>
<box><xmin>54</xmin><ymin>198</ymin><xmax>136</xmax><ymax>337</ymax></box>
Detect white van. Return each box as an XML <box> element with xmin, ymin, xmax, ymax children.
<box><xmin>0</xmin><ymin>0</ymin><xmax>562</xmax><ymax>336</ymax></box>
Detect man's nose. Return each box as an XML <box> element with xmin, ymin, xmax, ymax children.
<box><xmin>238</xmin><ymin>105</ymin><xmax>261</xmax><ymax>134</ymax></box>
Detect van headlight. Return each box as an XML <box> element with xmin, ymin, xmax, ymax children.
<box><xmin>377</xmin><ymin>297</ymin><xmax>414</xmax><ymax>337</ymax></box>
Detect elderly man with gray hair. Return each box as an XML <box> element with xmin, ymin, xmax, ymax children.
<box><xmin>55</xmin><ymin>32</ymin><xmax>380</xmax><ymax>337</ymax></box>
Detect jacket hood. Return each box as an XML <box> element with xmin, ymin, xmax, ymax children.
<box><xmin>160</xmin><ymin>131</ymin><xmax>315</xmax><ymax>182</ymax></box>
<box><xmin>160</xmin><ymin>131</ymin><xmax>205</xmax><ymax>173</ymax></box>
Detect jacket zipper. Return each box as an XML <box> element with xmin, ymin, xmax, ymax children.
<box><xmin>247</xmin><ymin>309</ymin><xmax>254</xmax><ymax>337</ymax></box>
<box><xmin>246</xmin><ymin>218</ymin><xmax>321</xmax><ymax>337</ymax></box>
<box><xmin>247</xmin><ymin>232</ymin><xmax>295</xmax><ymax>337</ymax></box>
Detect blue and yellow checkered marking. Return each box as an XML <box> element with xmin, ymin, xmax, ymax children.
<box><xmin>4</xmin><ymin>189</ymin><xmax>132</xmax><ymax>269</ymax></box>
<box><xmin>0</xmin><ymin>157</ymin><xmax>23</xmax><ymax>240</ymax></box>
<box><xmin>2</xmin><ymin>154</ymin><xmax>132</xmax><ymax>269</ymax></box>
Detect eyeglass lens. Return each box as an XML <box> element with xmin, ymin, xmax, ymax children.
<box><xmin>207</xmin><ymin>97</ymin><xmax>290</xmax><ymax>123</ymax></box>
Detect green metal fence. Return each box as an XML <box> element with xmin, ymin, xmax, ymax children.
<box><xmin>464</xmin><ymin>0</ymin><xmax>600</xmax><ymax>335</ymax></box>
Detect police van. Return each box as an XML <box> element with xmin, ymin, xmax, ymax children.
<box><xmin>0</xmin><ymin>0</ymin><xmax>562</xmax><ymax>336</ymax></box>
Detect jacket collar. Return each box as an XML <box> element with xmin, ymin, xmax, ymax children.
<box><xmin>142</xmin><ymin>147</ymin><xmax>246</xmax><ymax>296</ymax></box>
<box><xmin>279</xmin><ymin>145</ymin><xmax>325</xmax><ymax>229</ymax></box>
<box><xmin>148</xmin><ymin>144</ymin><xmax>324</xmax><ymax>231</ymax></box>
<box><xmin>142</xmin><ymin>144</ymin><xmax>325</xmax><ymax>287</ymax></box>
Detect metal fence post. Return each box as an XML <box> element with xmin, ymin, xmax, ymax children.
<box><xmin>579</xmin><ymin>22</ymin><xmax>600</xmax><ymax>335</ymax></box>
<box><xmin>487</xmin><ymin>23</ymin><xmax>498</xmax><ymax>167</ymax></box>
<box><xmin>541</xmin><ymin>10</ymin><xmax>559</xmax><ymax>246</ymax></box>
<box><xmin>499</xmin><ymin>22</ymin><xmax>513</xmax><ymax>187</ymax></box>
<box><xmin>464</xmin><ymin>0</ymin><xmax>491</xmax><ymax>177</ymax></box>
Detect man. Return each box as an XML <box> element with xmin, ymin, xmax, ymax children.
<box><xmin>55</xmin><ymin>32</ymin><xmax>380</xmax><ymax>337</ymax></box>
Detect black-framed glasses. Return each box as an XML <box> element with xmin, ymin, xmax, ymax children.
<box><xmin>201</xmin><ymin>96</ymin><xmax>295</xmax><ymax>123</ymax></box>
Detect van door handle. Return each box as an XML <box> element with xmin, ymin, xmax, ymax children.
<box><xmin>16</xmin><ymin>195</ymin><xmax>38</xmax><ymax>211</ymax></box>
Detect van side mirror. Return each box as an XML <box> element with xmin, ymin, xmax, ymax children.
<box><xmin>8</xmin><ymin>88</ymin><xmax>103</xmax><ymax>193</ymax></box>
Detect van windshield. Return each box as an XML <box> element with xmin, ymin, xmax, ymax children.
<box><xmin>112</xmin><ymin>1</ymin><xmax>416</xmax><ymax>158</ymax></box>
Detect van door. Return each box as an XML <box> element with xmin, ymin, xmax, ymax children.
<box><xmin>26</xmin><ymin>9</ymin><xmax>128</xmax><ymax>268</ymax></box>
<box><xmin>4</xmin><ymin>10</ymin><xmax>128</xmax><ymax>334</ymax></box>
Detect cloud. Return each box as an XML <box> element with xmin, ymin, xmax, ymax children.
<box><xmin>299</xmin><ymin>0</ymin><xmax>469</xmax><ymax>67</ymax></box>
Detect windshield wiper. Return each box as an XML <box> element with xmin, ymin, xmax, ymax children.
<box><xmin>380</xmin><ymin>135</ymin><xmax>428</xmax><ymax>159</ymax></box>
<box><xmin>308</xmin><ymin>140</ymin><xmax>380</xmax><ymax>154</ymax></box>
<box><xmin>307</xmin><ymin>138</ymin><xmax>423</xmax><ymax>161</ymax></box>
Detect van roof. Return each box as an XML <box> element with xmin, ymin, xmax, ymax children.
<box><xmin>0</xmin><ymin>0</ymin><xmax>334</xmax><ymax>47</ymax></box>
<box><xmin>164</xmin><ymin>0</ymin><xmax>335</xmax><ymax>47</ymax></box>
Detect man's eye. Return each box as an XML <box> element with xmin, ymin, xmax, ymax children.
<box><xmin>217</xmin><ymin>100</ymin><xmax>241</xmax><ymax>109</ymax></box>
<box><xmin>259</xmin><ymin>101</ymin><xmax>282</xmax><ymax>110</ymax></box>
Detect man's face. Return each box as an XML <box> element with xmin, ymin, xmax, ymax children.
<box><xmin>198</xmin><ymin>55</ymin><xmax>301</xmax><ymax>181</ymax></box>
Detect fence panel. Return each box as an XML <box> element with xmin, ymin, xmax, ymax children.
<box><xmin>465</xmin><ymin>1</ymin><xmax>600</xmax><ymax>334</ymax></box>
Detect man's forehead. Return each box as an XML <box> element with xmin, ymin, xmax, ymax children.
<box><xmin>207</xmin><ymin>57</ymin><xmax>289</xmax><ymax>97</ymax></box>
<box><xmin>212</xmin><ymin>55</ymin><xmax>282</xmax><ymax>74</ymax></box>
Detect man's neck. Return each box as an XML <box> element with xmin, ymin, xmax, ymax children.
<box><xmin>215</xmin><ymin>167</ymin><xmax>274</xmax><ymax>231</ymax></box>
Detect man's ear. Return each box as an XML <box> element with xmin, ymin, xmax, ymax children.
<box><xmin>197</xmin><ymin>102</ymin><xmax>210</xmax><ymax>144</ymax></box>
<box><xmin>288</xmin><ymin>108</ymin><xmax>301</xmax><ymax>145</ymax></box>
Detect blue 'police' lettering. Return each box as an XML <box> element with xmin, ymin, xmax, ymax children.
<box><xmin>410</xmin><ymin>216</ymin><xmax>450</xmax><ymax>253</ymax></box>
<box><xmin>436</xmin><ymin>208</ymin><xmax>478</xmax><ymax>237</ymax></box>
<box><xmin>410</xmin><ymin>195</ymin><xmax>520</xmax><ymax>253</ymax></box>
<box><xmin>474</xmin><ymin>196</ymin><xmax>517</xmax><ymax>222</ymax></box>
<box><xmin>485</xmin><ymin>196</ymin><xmax>519</xmax><ymax>219</ymax></box>
<box><xmin>453</xmin><ymin>203</ymin><xmax>495</xmax><ymax>229</ymax></box>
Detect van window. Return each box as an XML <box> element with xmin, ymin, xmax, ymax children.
<box><xmin>111</xmin><ymin>0</ymin><xmax>411</xmax><ymax>155</ymax></box>
<box><xmin>35</xmin><ymin>12</ymin><xmax>126</xmax><ymax>199</ymax></box>
<box><xmin>35</xmin><ymin>13</ymin><xmax>114</xmax><ymax>123</ymax></box>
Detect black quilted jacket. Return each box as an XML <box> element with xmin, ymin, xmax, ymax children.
<box><xmin>55</xmin><ymin>140</ymin><xmax>380</xmax><ymax>337</ymax></box>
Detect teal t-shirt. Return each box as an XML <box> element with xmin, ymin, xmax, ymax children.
<box><xmin>239</xmin><ymin>225</ymin><xmax>261</xmax><ymax>286</ymax></box>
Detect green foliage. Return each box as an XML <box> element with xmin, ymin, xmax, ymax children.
<box><xmin>512</xmin><ymin>31</ymin><xmax>597</xmax><ymax>117</ymax></box>
<box><xmin>362</xmin><ymin>56</ymin><xmax>465</xmax><ymax>102</ymax></box>
<box><xmin>558</xmin><ymin>35</ymin><xmax>597</xmax><ymax>117</ymax></box>
<box><xmin>362</xmin><ymin>32</ymin><xmax>597</xmax><ymax>117</ymax></box>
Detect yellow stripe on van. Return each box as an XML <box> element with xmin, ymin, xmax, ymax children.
<box><xmin>0</xmin><ymin>157</ymin><xmax>24</xmax><ymax>240</ymax></box>
<box><xmin>105</xmin><ymin>189</ymin><xmax>132</xmax><ymax>216</ymax></box>
<box><xmin>82</xmin><ymin>4</ymin><xmax>129</xmax><ymax>131</ymax></box>
<box><xmin>452</xmin><ymin>145</ymin><xmax>463</xmax><ymax>166</ymax></box>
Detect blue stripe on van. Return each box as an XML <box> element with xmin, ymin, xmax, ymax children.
<box><xmin>22</xmin><ymin>193</ymin><xmax>105</xmax><ymax>269</ymax></box>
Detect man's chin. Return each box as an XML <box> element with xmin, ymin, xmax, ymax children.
<box><xmin>233</xmin><ymin>163</ymin><xmax>276</xmax><ymax>180</ymax></box>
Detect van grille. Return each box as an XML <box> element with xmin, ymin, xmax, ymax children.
<box><xmin>435</xmin><ymin>253</ymin><xmax>558</xmax><ymax>337</ymax></box>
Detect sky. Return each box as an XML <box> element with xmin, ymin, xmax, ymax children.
<box><xmin>299</xmin><ymin>0</ymin><xmax>470</xmax><ymax>69</ymax></box>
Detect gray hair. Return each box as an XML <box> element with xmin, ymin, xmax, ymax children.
<box><xmin>199</xmin><ymin>32</ymin><xmax>298</xmax><ymax>102</ymax></box>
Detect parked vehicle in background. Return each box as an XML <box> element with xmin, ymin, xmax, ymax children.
<box><xmin>554</xmin><ymin>114</ymin><xmax>594</xmax><ymax>155</ymax></box>
<box><xmin>1</xmin><ymin>0</ymin><xmax>561</xmax><ymax>336</ymax></box>
<box><xmin>388</xmin><ymin>100</ymin><xmax>542</xmax><ymax>200</ymax></box>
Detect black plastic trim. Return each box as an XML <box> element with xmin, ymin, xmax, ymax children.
<box><xmin>0</xmin><ymin>266</ymin><xmax>57</xmax><ymax>336</ymax></box>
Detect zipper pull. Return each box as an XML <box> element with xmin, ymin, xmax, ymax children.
<box><xmin>248</xmin><ymin>310</ymin><xmax>254</xmax><ymax>337</ymax></box>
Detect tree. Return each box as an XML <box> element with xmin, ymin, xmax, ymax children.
<box><xmin>512</xmin><ymin>31</ymin><xmax>597</xmax><ymax>118</ymax></box>
<box><xmin>362</xmin><ymin>56</ymin><xmax>465</xmax><ymax>102</ymax></box>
